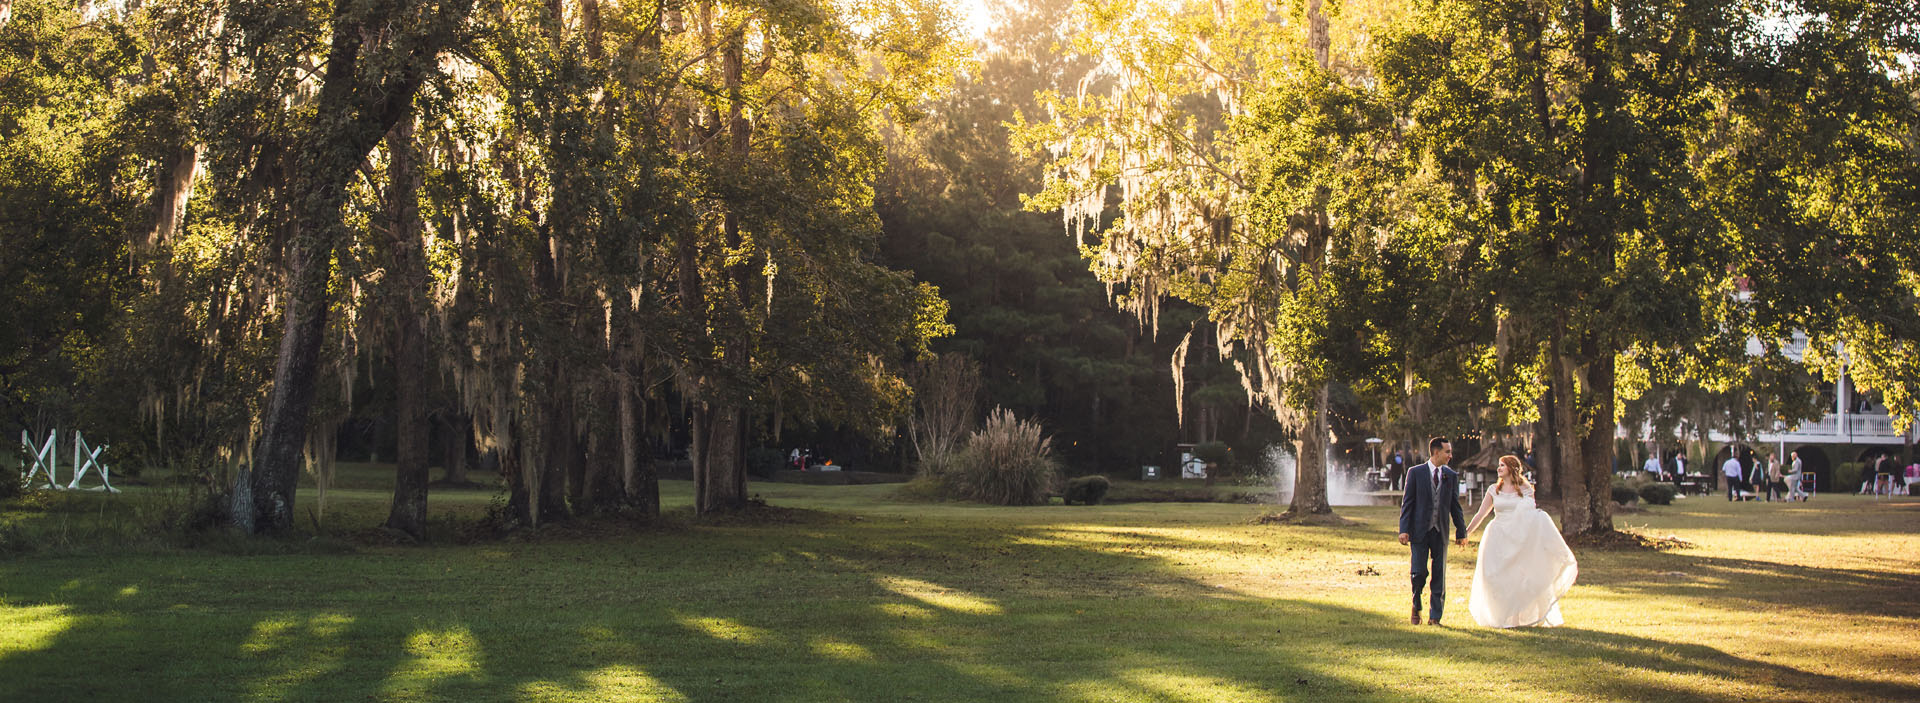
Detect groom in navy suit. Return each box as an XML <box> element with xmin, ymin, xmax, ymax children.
<box><xmin>1399</xmin><ymin>436</ymin><xmax>1468</xmax><ymax>625</ymax></box>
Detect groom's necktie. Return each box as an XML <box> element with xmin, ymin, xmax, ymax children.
<box><xmin>1431</xmin><ymin>467</ymin><xmax>1444</xmax><ymax>534</ymax></box>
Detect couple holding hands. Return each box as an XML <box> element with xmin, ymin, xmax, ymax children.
<box><xmin>1398</xmin><ymin>437</ymin><xmax>1578</xmax><ymax>628</ymax></box>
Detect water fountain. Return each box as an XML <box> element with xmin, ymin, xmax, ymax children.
<box><xmin>1261</xmin><ymin>444</ymin><xmax>1378</xmax><ymax>506</ymax></box>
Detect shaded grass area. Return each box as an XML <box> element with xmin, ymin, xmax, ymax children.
<box><xmin>2</xmin><ymin>466</ymin><xmax>1917</xmax><ymax>702</ymax></box>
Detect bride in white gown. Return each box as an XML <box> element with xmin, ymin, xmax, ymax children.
<box><xmin>1464</xmin><ymin>455</ymin><xmax>1578</xmax><ymax>628</ymax></box>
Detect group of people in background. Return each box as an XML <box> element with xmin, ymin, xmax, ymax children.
<box><xmin>1639</xmin><ymin>450</ymin><xmax>1698</xmax><ymax>497</ymax></box>
<box><xmin>787</xmin><ymin>448</ymin><xmax>834</xmax><ymax>471</ymax></box>
<box><xmin>1857</xmin><ymin>453</ymin><xmax>1917</xmax><ymax>496</ymax></box>
<box><xmin>1395</xmin><ymin>441</ymin><xmax>1912</xmax><ymax>500</ymax></box>
<box><xmin>1719</xmin><ymin>449</ymin><xmax>1810</xmax><ymax>502</ymax></box>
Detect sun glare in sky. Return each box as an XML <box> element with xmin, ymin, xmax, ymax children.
<box><xmin>955</xmin><ymin>0</ymin><xmax>993</xmax><ymax>38</ymax></box>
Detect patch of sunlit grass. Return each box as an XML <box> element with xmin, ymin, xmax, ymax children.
<box><xmin>877</xmin><ymin>576</ymin><xmax>1003</xmax><ymax>615</ymax></box>
<box><xmin>0</xmin><ymin>604</ymin><xmax>75</xmax><ymax>654</ymax></box>
<box><xmin>383</xmin><ymin>626</ymin><xmax>482</xmax><ymax>691</ymax></box>
<box><xmin>675</xmin><ymin>614</ymin><xmax>771</xmax><ymax>645</ymax></box>
<box><xmin>807</xmin><ymin>635</ymin><xmax>873</xmax><ymax>661</ymax></box>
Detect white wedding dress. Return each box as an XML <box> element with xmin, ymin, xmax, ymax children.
<box><xmin>1469</xmin><ymin>489</ymin><xmax>1578</xmax><ymax>628</ymax></box>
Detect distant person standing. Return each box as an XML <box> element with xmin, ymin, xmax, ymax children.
<box><xmin>1388</xmin><ymin>450</ymin><xmax>1408</xmax><ymax>491</ymax></box>
<box><xmin>1862</xmin><ymin>454</ymin><xmax>1889</xmax><ymax>494</ymax></box>
<box><xmin>1875</xmin><ymin>454</ymin><xmax>1901</xmax><ymax>495</ymax></box>
<box><xmin>1723</xmin><ymin>451</ymin><xmax>1747</xmax><ymax>501</ymax></box>
<box><xmin>1786</xmin><ymin>450</ymin><xmax>1808</xmax><ymax>501</ymax></box>
<box><xmin>1745</xmin><ymin>452</ymin><xmax>1773</xmax><ymax>501</ymax></box>
<box><xmin>1671</xmin><ymin>451</ymin><xmax>1688</xmax><ymax>488</ymax></box>
<box><xmin>1760</xmin><ymin>452</ymin><xmax>1784</xmax><ymax>502</ymax></box>
<box><xmin>1642</xmin><ymin>453</ymin><xmax>1664</xmax><ymax>478</ymax></box>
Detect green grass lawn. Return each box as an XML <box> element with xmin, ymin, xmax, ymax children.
<box><xmin>2</xmin><ymin>466</ymin><xmax>1917</xmax><ymax>702</ymax></box>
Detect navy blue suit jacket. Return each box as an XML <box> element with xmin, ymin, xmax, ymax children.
<box><xmin>1400</xmin><ymin>463</ymin><xmax>1468</xmax><ymax>543</ymax></box>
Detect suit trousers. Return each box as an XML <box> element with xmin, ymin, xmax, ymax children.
<box><xmin>1410</xmin><ymin>528</ymin><xmax>1448</xmax><ymax>621</ymax></box>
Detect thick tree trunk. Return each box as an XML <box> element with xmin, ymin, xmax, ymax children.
<box><xmin>1534</xmin><ymin>381</ymin><xmax>1559</xmax><ymax>500</ymax></box>
<box><xmin>1287</xmin><ymin>383</ymin><xmax>1334</xmax><ymax>516</ymax></box>
<box><xmin>1579</xmin><ymin>338</ymin><xmax>1616</xmax><ymax>535</ymax></box>
<box><xmin>500</xmin><ymin>419</ymin><xmax>532</xmax><ymax>527</ymax></box>
<box><xmin>694</xmin><ymin>403</ymin><xmax>749</xmax><ymax>514</ymax></box>
<box><xmin>382</xmin><ymin>116</ymin><xmax>431</xmax><ymax>540</ymax></box>
<box><xmin>579</xmin><ymin>377</ymin><xmax>625</xmax><ymax>513</ymax></box>
<box><xmin>615</xmin><ymin>309</ymin><xmax>659</xmax><ymax>517</ymax></box>
<box><xmin>245</xmin><ymin>237</ymin><xmax>331</xmax><ymax>533</ymax></box>
<box><xmin>439</xmin><ymin>412</ymin><xmax>472</xmax><ymax>484</ymax></box>
<box><xmin>689</xmin><ymin>403</ymin><xmax>708</xmax><ymax>504</ymax></box>
<box><xmin>1559</xmin><ymin>0</ymin><xmax>1619</xmax><ymax>538</ymax></box>
<box><xmin>1524</xmin><ymin>5</ymin><xmax>1560</xmax><ymax>504</ymax></box>
<box><xmin>689</xmin><ymin>29</ymin><xmax>755</xmax><ymax>517</ymax></box>
<box><xmin>239</xmin><ymin>0</ymin><xmax>471</xmax><ymax>534</ymax></box>
<box><xmin>617</xmin><ymin>379</ymin><xmax>641</xmax><ymax>493</ymax></box>
<box><xmin>1281</xmin><ymin>192</ymin><xmax>1337</xmax><ymax>519</ymax></box>
<box><xmin>1551</xmin><ymin>334</ymin><xmax>1591</xmax><ymax>537</ymax></box>
<box><xmin>536</xmin><ymin>371</ymin><xmax>573</xmax><ymax>523</ymax></box>
<box><xmin>1553</xmin><ymin>339</ymin><xmax>1617</xmax><ymax>537</ymax></box>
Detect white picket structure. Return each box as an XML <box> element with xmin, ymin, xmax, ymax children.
<box><xmin>66</xmin><ymin>431</ymin><xmax>116</xmax><ymax>492</ymax></box>
<box><xmin>16</xmin><ymin>429</ymin><xmax>118</xmax><ymax>493</ymax></box>
<box><xmin>21</xmin><ymin>429</ymin><xmax>59</xmax><ymax>489</ymax></box>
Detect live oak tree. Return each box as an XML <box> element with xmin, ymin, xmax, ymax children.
<box><xmin>1016</xmin><ymin>0</ymin><xmax>1404</xmax><ymax>521</ymax></box>
<box><xmin>1371</xmin><ymin>0</ymin><xmax>1918</xmax><ymax>536</ymax></box>
<box><xmin>234</xmin><ymin>0</ymin><xmax>477</xmax><ymax>533</ymax></box>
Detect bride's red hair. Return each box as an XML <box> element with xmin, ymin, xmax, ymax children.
<box><xmin>1497</xmin><ymin>455</ymin><xmax>1534</xmax><ymax>495</ymax></box>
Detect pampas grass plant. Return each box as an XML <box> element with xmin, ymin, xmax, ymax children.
<box><xmin>949</xmin><ymin>408</ymin><xmax>1058</xmax><ymax>506</ymax></box>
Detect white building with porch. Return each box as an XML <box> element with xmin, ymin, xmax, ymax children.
<box><xmin>1625</xmin><ymin>332</ymin><xmax>1916</xmax><ymax>494</ymax></box>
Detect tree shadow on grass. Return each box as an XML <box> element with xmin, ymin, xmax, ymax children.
<box><xmin>1631</xmin><ymin>497</ymin><xmax>1920</xmax><ymax>536</ymax></box>
<box><xmin>1458</xmin><ymin>625</ymin><xmax>1912</xmax><ymax>701</ymax></box>
<box><xmin>1577</xmin><ymin>549</ymin><xmax>1920</xmax><ymax>620</ymax></box>
<box><xmin>0</xmin><ymin>518</ymin><xmax>1915</xmax><ymax>702</ymax></box>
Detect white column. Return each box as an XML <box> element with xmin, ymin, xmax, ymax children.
<box><xmin>1839</xmin><ymin>367</ymin><xmax>1850</xmax><ymax>440</ymax></box>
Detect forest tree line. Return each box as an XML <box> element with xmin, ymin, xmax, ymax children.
<box><xmin>3</xmin><ymin>0</ymin><xmax>1916</xmax><ymax>539</ymax></box>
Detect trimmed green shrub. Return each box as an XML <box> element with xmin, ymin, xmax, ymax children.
<box><xmin>1638</xmin><ymin>482</ymin><xmax>1677</xmax><ymax>505</ymax></box>
<box><xmin>1833</xmin><ymin>462</ymin><xmax>1865</xmax><ymax>492</ymax></box>
<box><xmin>948</xmin><ymin>408</ymin><xmax>1059</xmax><ymax>506</ymax></box>
<box><xmin>1063</xmin><ymin>475</ymin><xmax>1111</xmax><ymax>505</ymax></box>
<box><xmin>1611</xmin><ymin>481</ymin><xmax>1639</xmax><ymax>505</ymax></box>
